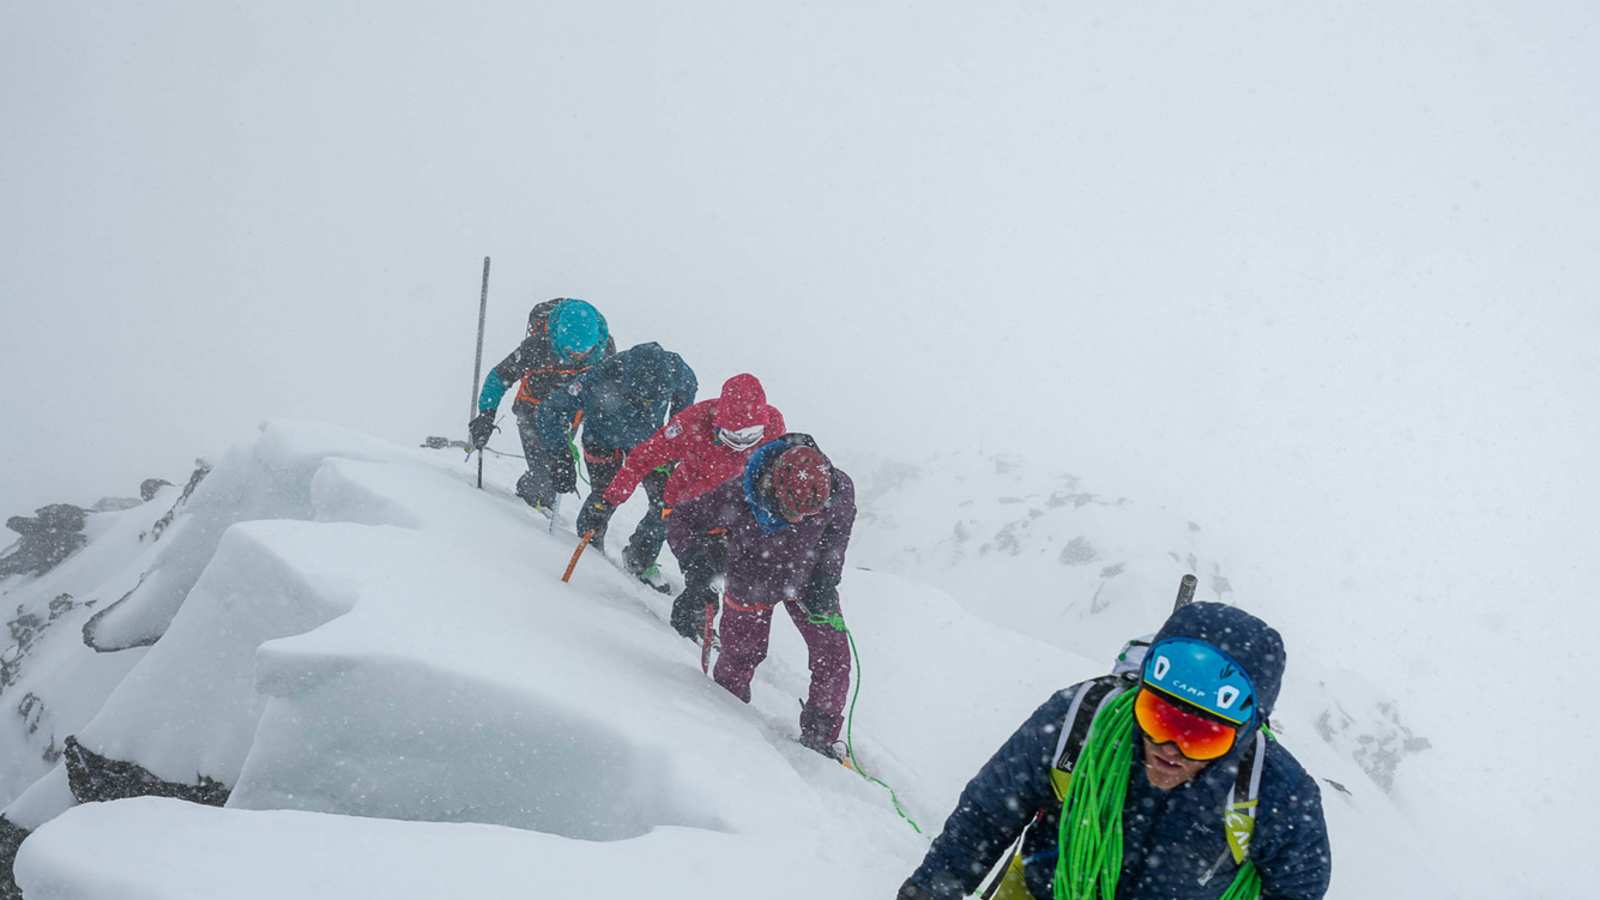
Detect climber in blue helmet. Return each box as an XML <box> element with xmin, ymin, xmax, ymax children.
<box><xmin>900</xmin><ymin>601</ymin><xmax>1332</xmax><ymax>900</ymax></box>
<box><xmin>466</xmin><ymin>298</ymin><xmax>615</xmax><ymax>510</ymax></box>
<box><xmin>549</xmin><ymin>299</ymin><xmax>606</xmax><ymax>361</ymax></box>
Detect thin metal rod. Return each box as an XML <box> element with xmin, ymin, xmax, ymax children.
<box><xmin>471</xmin><ymin>256</ymin><xmax>492</xmax><ymax>417</ymax></box>
<box><xmin>472</xmin><ymin>257</ymin><xmax>491</xmax><ymax>489</ymax></box>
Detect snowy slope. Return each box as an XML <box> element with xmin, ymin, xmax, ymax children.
<box><xmin>0</xmin><ymin>492</ymin><xmax>174</xmax><ymax>806</ymax></box>
<box><xmin>6</xmin><ymin>422</ymin><xmax>1457</xmax><ymax>897</ymax></box>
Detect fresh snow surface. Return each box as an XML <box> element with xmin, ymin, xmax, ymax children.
<box><xmin>15</xmin><ymin>797</ymin><xmax>868</xmax><ymax>900</ymax></box>
<box><xmin>5</xmin><ymin>422</ymin><xmax>1477</xmax><ymax>896</ymax></box>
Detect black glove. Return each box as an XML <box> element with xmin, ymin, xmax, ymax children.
<box><xmin>800</xmin><ymin>584</ymin><xmax>839</xmax><ymax>618</ymax></box>
<box><xmin>548</xmin><ymin>451</ymin><xmax>577</xmax><ymax>495</ymax></box>
<box><xmin>575</xmin><ymin>498</ymin><xmax>614</xmax><ymax>537</ymax></box>
<box><xmin>467</xmin><ymin>411</ymin><xmax>497</xmax><ymax>450</ymax></box>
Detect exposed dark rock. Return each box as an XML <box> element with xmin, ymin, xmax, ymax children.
<box><xmin>1314</xmin><ymin>696</ymin><xmax>1431</xmax><ymax>793</ymax></box>
<box><xmin>0</xmin><ymin>505</ymin><xmax>88</xmax><ymax>579</ymax></box>
<box><xmin>422</xmin><ymin>435</ymin><xmax>470</xmax><ymax>450</ymax></box>
<box><xmin>0</xmin><ymin>815</ymin><xmax>29</xmax><ymax>900</ymax></box>
<box><xmin>62</xmin><ymin>735</ymin><xmax>230</xmax><ymax>807</ymax></box>
<box><xmin>140</xmin><ymin>478</ymin><xmax>173</xmax><ymax>501</ymax></box>
<box><xmin>2</xmin><ymin>595</ymin><xmax>77</xmax><ymax>696</ymax></box>
<box><xmin>141</xmin><ymin>460</ymin><xmax>211</xmax><ymax>544</ymax></box>
<box><xmin>1058</xmin><ymin>536</ymin><xmax>1098</xmax><ymax>565</ymax></box>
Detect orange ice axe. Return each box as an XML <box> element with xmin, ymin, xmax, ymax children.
<box><xmin>561</xmin><ymin>530</ymin><xmax>595</xmax><ymax>583</ymax></box>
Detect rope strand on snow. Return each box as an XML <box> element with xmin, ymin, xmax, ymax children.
<box><xmin>808</xmin><ymin>612</ymin><xmax>922</xmax><ymax>834</ymax></box>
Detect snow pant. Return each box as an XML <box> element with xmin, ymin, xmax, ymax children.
<box><xmin>713</xmin><ymin>596</ymin><xmax>851</xmax><ymax>746</ymax></box>
<box><xmin>512</xmin><ymin>408</ymin><xmax>575</xmax><ymax>509</ymax></box>
<box><xmin>580</xmin><ymin>439</ymin><xmax>669</xmax><ymax>572</ymax></box>
<box><xmin>668</xmin><ymin>535</ymin><xmax>726</xmax><ymax>640</ymax></box>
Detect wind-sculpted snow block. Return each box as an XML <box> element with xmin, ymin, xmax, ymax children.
<box><xmin>223</xmin><ymin>522</ymin><xmax>786</xmax><ymax>840</ymax></box>
<box><xmin>70</xmin><ymin>521</ymin><xmax>366</xmax><ymax>788</ymax></box>
<box><xmin>80</xmin><ymin>422</ymin><xmax>401</xmax><ymax>653</ymax></box>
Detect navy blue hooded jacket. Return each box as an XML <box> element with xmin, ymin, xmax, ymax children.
<box><xmin>902</xmin><ymin>603</ymin><xmax>1331</xmax><ymax>900</ymax></box>
<box><xmin>532</xmin><ymin>342</ymin><xmax>697</xmax><ymax>452</ymax></box>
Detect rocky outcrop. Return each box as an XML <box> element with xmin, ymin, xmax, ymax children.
<box><xmin>1312</xmin><ymin>685</ymin><xmax>1431</xmax><ymax>794</ymax></box>
<box><xmin>0</xmin><ymin>815</ymin><xmax>27</xmax><ymax>900</ymax></box>
<box><xmin>2</xmin><ymin>595</ymin><xmax>85</xmax><ymax>699</ymax></box>
<box><xmin>62</xmin><ymin>736</ymin><xmax>229</xmax><ymax>807</ymax></box>
<box><xmin>139</xmin><ymin>461</ymin><xmax>210</xmax><ymax>545</ymax></box>
<box><xmin>0</xmin><ymin>506</ymin><xmax>87</xmax><ymax>580</ymax></box>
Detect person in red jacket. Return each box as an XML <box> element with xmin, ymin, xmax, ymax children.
<box><xmin>582</xmin><ymin>373</ymin><xmax>784</xmax><ymax>639</ymax></box>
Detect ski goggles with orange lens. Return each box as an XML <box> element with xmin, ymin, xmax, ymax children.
<box><xmin>1134</xmin><ymin>688</ymin><xmax>1240</xmax><ymax>761</ymax></box>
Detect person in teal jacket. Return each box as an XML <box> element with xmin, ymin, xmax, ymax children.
<box><xmin>467</xmin><ymin>298</ymin><xmax>613</xmax><ymax>509</ymax></box>
<box><xmin>536</xmin><ymin>341</ymin><xmax>696</xmax><ymax>584</ymax></box>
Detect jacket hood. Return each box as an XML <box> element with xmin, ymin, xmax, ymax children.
<box><xmin>713</xmin><ymin>374</ymin><xmax>768</xmax><ymax>431</ymax></box>
<box><xmin>1151</xmin><ymin>602</ymin><xmax>1286</xmax><ymax>720</ymax></box>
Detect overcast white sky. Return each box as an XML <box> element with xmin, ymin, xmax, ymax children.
<box><xmin>3</xmin><ymin>0</ymin><xmax>1598</xmax><ymax>884</ymax></box>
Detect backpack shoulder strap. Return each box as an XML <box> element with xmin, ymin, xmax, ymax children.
<box><xmin>1200</xmin><ymin>727</ymin><xmax>1270</xmax><ymax>887</ymax></box>
<box><xmin>1224</xmin><ymin>728</ymin><xmax>1268</xmax><ymax>864</ymax></box>
<box><xmin>1048</xmin><ymin>675</ymin><xmax>1132</xmax><ymax>800</ymax></box>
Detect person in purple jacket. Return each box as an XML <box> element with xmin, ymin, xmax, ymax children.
<box><xmin>667</xmin><ymin>432</ymin><xmax>856</xmax><ymax>759</ymax></box>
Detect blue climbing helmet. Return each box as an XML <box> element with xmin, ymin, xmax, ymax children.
<box><xmin>548</xmin><ymin>299</ymin><xmax>607</xmax><ymax>360</ymax></box>
<box><xmin>1141</xmin><ymin>636</ymin><xmax>1259</xmax><ymax>727</ymax></box>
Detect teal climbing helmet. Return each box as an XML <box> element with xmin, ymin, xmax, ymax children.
<box><xmin>1141</xmin><ymin>637</ymin><xmax>1258</xmax><ymax>726</ymax></box>
<box><xmin>549</xmin><ymin>299</ymin><xmax>606</xmax><ymax>360</ymax></box>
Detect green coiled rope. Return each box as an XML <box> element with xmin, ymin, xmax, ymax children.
<box><xmin>1051</xmin><ymin>690</ymin><xmax>1261</xmax><ymax>900</ymax></box>
<box><xmin>1052</xmin><ymin>691</ymin><xmax>1138</xmax><ymax>900</ymax></box>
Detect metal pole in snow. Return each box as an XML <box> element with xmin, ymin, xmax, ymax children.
<box><xmin>1173</xmin><ymin>573</ymin><xmax>1197</xmax><ymax>612</ymax></box>
<box><xmin>472</xmin><ymin>256</ymin><xmax>491</xmax><ymax>489</ymax></box>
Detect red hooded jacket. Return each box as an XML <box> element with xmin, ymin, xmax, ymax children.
<box><xmin>602</xmin><ymin>374</ymin><xmax>785</xmax><ymax>509</ymax></box>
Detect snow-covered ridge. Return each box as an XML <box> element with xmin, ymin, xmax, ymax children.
<box><xmin>1</xmin><ymin>422</ymin><xmax>1447</xmax><ymax>897</ymax></box>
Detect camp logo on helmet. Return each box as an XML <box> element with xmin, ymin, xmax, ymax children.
<box><xmin>1141</xmin><ymin>637</ymin><xmax>1257</xmax><ymax>726</ymax></box>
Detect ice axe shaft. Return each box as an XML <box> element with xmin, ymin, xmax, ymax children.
<box><xmin>471</xmin><ymin>256</ymin><xmax>491</xmax><ymax>489</ymax></box>
<box><xmin>700</xmin><ymin>602</ymin><xmax>715</xmax><ymax>674</ymax></box>
<box><xmin>1173</xmin><ymin>573</ymin><xmax>1198</xmax><ymax>612</ymax></box>
<box><xmin>561</xmin><ymin>530</ymin><xmax>595</xmax><ymax>583</ymax></box>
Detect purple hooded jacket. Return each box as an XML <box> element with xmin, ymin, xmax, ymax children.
<box><xmin>667</xmin><ymin>434</ymin><xmax>855</xmax><ymax>607</ymax></box>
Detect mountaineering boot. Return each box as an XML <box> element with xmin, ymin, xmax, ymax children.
<box><xmin>670</xmin><ymin>587</ymin><xmax>716</xmax><ymax>641</ymax></box>
<box><xmin>515</xmin><ymin>471</ymin><xmax>555</xmax><ymax>510</ymax></box>
<box><xmin>799</xmin><ymin>700</ymin><xmax>845</xmax><ymax>761</ymax></box>
<box><xmin>670</xmin><ymin>598</ymin><xmax>719</xmax><ymax>649</ymax></box>
<box><xmin>798</xmin><ymin>731</ymin><xmax>849</xmax><ymax>764</ymax></box>
<box><xmin>635</xmin><ymin>563</ymin><xmax>671</xmax><ymax>594</ymax></box>
<box><xmin>622</xmin><ymin>546</ymin><xmax>672</xmax><ymax>594</ymax></box>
